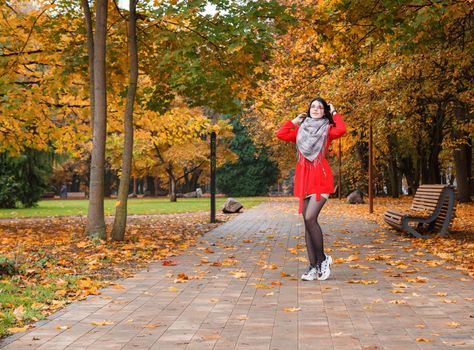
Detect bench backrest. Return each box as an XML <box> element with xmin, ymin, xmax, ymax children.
<box><xmin>411</xmin><ymin>184</ymin><xmax>457</xmax><ymax>231</ymax></box>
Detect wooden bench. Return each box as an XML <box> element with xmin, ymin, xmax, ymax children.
<box><xmin>383</xmin><ymin>184</ymin><xmax>456</xmax><ymax>238</ymax></box>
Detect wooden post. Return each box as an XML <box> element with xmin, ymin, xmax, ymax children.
<box><xmin>369</xmin><ymin>121</ymin><xmax>374</xmax><ymax>213</ymax></box>
<box><xmin>338</xmin><ymin>138</ymin><xmax>342</xmax><ymax>200</ymax></box>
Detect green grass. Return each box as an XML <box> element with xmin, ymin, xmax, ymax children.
<box><xmin>0</xmin><ymin>197</ymin><xmax>267</xmax><ymax>219</ymax></box>
<box><xmin>0</xmin><ymin>274</ymin><xmax>82</xmax><ymax>336</ymax></box>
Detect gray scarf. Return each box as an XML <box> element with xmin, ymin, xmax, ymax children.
<box><xmin>296</xmin><ymin>117</ymin><xmax>330</xmax><ymax>163</ymax></box>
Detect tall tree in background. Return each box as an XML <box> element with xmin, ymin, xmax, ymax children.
<box><xmin>217</xmin><ymin>116</ymin><xmax>279</xmax><ymax>196</ymax></box>
<box><xmin>87</xmin><ymin>0</ymin><xmax>108</xmax><ymax>239</ymax></box>
<box><xmin>81</xmin><ymin>0</ymin><xmax>95</xmax><ymax>132</ymax></box>
<box><xmin>111</xmin><ymin>0</ymin><xmax>139</xmax><ymax>241</ymax></box>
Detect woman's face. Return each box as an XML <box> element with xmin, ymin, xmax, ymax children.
<box><xmin>309</xmin><ymin>100</ymin><xmax>324</xmax><ymax>119</ymax></box>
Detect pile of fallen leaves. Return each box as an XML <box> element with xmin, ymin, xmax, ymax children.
<box><xmin>0</xmin><ymin>212</ymin><xmax>230</xmax><ymax>336</ymax></box>
<box><xmin>323</xmin><ymin>196</ymin><xmax>474</xmax><ymax>276</ymax></box>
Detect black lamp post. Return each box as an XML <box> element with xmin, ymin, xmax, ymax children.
<box><xmin>202</xmin><ymin>109</ymin><xmax>218</xmax><ymax>223</ymax></box>
<box><xmin>210</xmin><ymin>130</ymin><xmax>216</xmax><ymax>223</ymax></box>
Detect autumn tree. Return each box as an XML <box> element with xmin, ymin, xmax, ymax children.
<box><xmin>111</xmin><ymin>0</ymin><xmax>139</xmax><ymax>241</ymax></box>
<box><xmin>248</xmin><ymin>0</ymin><xmax>472</xmax><ymax>200</ymax></box>
<box><xmin>85</xmin><ymin>0</ymin><xmax>109</xmax><ymax>239</ymax></box>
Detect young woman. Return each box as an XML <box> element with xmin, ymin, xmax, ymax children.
<box><xmin>276</xmin><ymin>97</ymin><xmax>346</xmax><ymax>281</ymax></box>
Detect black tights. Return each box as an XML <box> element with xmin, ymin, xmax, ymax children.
<box><xmin>302</xmin><ymin>195</ymin><xmax>327</xmax><ymax>267</ymax></box>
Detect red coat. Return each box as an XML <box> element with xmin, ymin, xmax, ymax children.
<box><xmin>276</xmin><ymin>113</ymin><xmax>347</xmax><ymax>213</ymax></box>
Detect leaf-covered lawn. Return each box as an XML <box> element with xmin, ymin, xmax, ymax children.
<box><xmin>0</xmin><ymin>197</ymin><xmax>266</xmax><ymax>218</ymax></box>
<box><xmin>0</xmin><ymin>211</ymin><xmax>232</xmax><ymax>337</ymax></box>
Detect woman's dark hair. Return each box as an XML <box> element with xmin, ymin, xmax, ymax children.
<box><xmin>306</xmin><ymin>97</ymin><xmax>335</xmax><ymax>125</ymax></box>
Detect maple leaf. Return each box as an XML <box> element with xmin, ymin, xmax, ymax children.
<box><xmin>283</xmin><ymin>307</ymin><xmax>301</xmax><ymax>312</ymax></box>
<box><xmin>56</xmin><ymin>325</ymin><xmax>70</xmax><ymax>330</ymax></box>
<box><xmin>91</xmin><ymin>320</ymin><xmax>114</xmax><ymax>326</ymax></box>
<box><xmin>254</xmin><ymin>284</ymin><xmax>274</xmax><ymax>289</ymax></box>
<box><xmin>416</xmin><ymin>338</ymin><xmax>433</xmax><ymax>342</ymax></box>
<box><xmin>143</xmin><ymin>324</ymin><xmax>160</xmax><ymax>329</ymax></box>
<box><xmin>174</xmin><ymin>272</ymin><xmax>189</xmax><ymax>283</ymax></box>
<box><xmin>347</xmin><ymin>279</ymin><xmax>378</xmax><ymax>285</ymax></box>
<box><xmin>229</xmin><ymin>270</ymin><xmax>247</xmax><ymax>279</ymax></box>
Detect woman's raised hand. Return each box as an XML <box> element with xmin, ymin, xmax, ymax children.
<box><xmin>292</xmin><ymin>113</ymin><xmax>307</xmax><ymax>126</ymax></box>
<box><xmin>329</xmin><ymin>104</ymin><xmax>337</xmax><ymax>115</ymax></box>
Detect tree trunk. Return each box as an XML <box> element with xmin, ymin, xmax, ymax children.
<box><xmin>111</xmin><ymin>0</ymin><xmax>138</xmax><ymax>241</ymax></box>
<box><xmin>426</xmin><ymin>104</ymin><xmax>444</xmax><ymax>184</ymax></box>
<box><xmin>400</xmin><ymin>156</ymin><xmax>416</xmax><ymax>195</ymax></box>
<box><xmin>154</xmin><ymin>176</ymin><xmax>159</xmax><ymax>196</ymax></box>
<box><xmin>453</xmin><ymin>105</ymin><xmax>472</xmax><ymax>202</ymax></box>
<box><xmin>387</xmin><ymin>133</ymin><xmax>400</xmax><ymax>198</ymax></box>
<box><xmin>81</xmin><ymin>0</ymin><xmax>95</xmax><ymax>134</ymax></box>
<box><xmin>169</xmin><ymin>172</ymin><xmax>177</xmax><ymax>202</ymax></box>
<box><xmin>87</xmin><ymin>0</ymin><xmax>108</xmax><ymax>240</ymax></box>
<box><xmin>190</xmin><ymin>168</ymin><xmax>202</xmax><ymax>191</ymax></box>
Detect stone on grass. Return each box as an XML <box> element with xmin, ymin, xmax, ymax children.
<box><xmin>222</xmin><ymin>198</ymin><xmax>243</xmax><ymax>213</ymax></box>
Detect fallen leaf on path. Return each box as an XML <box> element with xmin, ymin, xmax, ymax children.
<box><xmin>405</xmin><ymin>276</ymin><xmax>428</xmax><ymax>283</ymax></box>
<box><xmin>174</xmin><ymin>272</ymin><xmax>189</xmax><ymax>283</ymax></box>
<box><xmin>349</xmin><ymin>264</ymin><xmax>372</xmax><ymax>269</ymax></box>
<box><xmin>143</xmin><ymin>324</ymin><xmax>160</xmax><ymax>329</ymax></box>
<box><xmin>416</xmin><ymin>338</ymin><xmax>433</xmax><ymax>342</ymax></box>
<box><xmin>202</xmin><ymin>335</ymin><xmax>221</xmax><ymax>340</ymax></box>
<box><xmin>91</xmin><ymin>320</ymin><xmax>114</xmax><ymax>326</ymax></box>
<box><xmin>283</xmin><ymin>307</ymin><xmax>301</xmax><ymax>312</ymax></box>
<box><xmin>229</xmin><ymin>270</ymin><xmax>247</xmax><ymax>279</ymax></box>
<box><xmin>56</xmin><ymin>325</ymin><xmax>70</xmax><ymax>330</ymax></box>
<box><xmin>348</xmin><ymin>279</ymin><xmax>378</xmax><ymax>285</ymax></box>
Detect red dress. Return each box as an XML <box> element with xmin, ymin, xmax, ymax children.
<box><xmin>276</xmin><ymin>113</ymin><xmax>347</xmax><ymax>213</ymax></box>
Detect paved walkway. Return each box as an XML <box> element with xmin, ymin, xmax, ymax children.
<box><xmin>1</xmin><ymin>200</ymin><xmax>473</xmax><ymax>350</ymax></box>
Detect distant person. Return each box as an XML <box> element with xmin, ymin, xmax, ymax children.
<box><xmin>59</xmin><ymin>183</ymin><xmax>68</xmax><ymax>199</ymax></box>
<box><xmin>276</xmin><ymin>97</ymin><xmax>346</xmax><ymax>281</ymax></box>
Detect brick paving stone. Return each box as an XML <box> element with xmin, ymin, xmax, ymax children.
<box><xmin>1</xmin><ymin>199</ymin><xmax>473</xmax><ymax>350</ymax></box>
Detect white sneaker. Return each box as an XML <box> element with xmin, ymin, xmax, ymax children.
<box><xmin>318</xmin><ymin>255</ymin><xmax>332</xmax><ymax>280</ymax></box>
<box><xmin>301</xmin><ymin>264</ymin><xmax>319</xmax><ymax>281</ymax></box>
